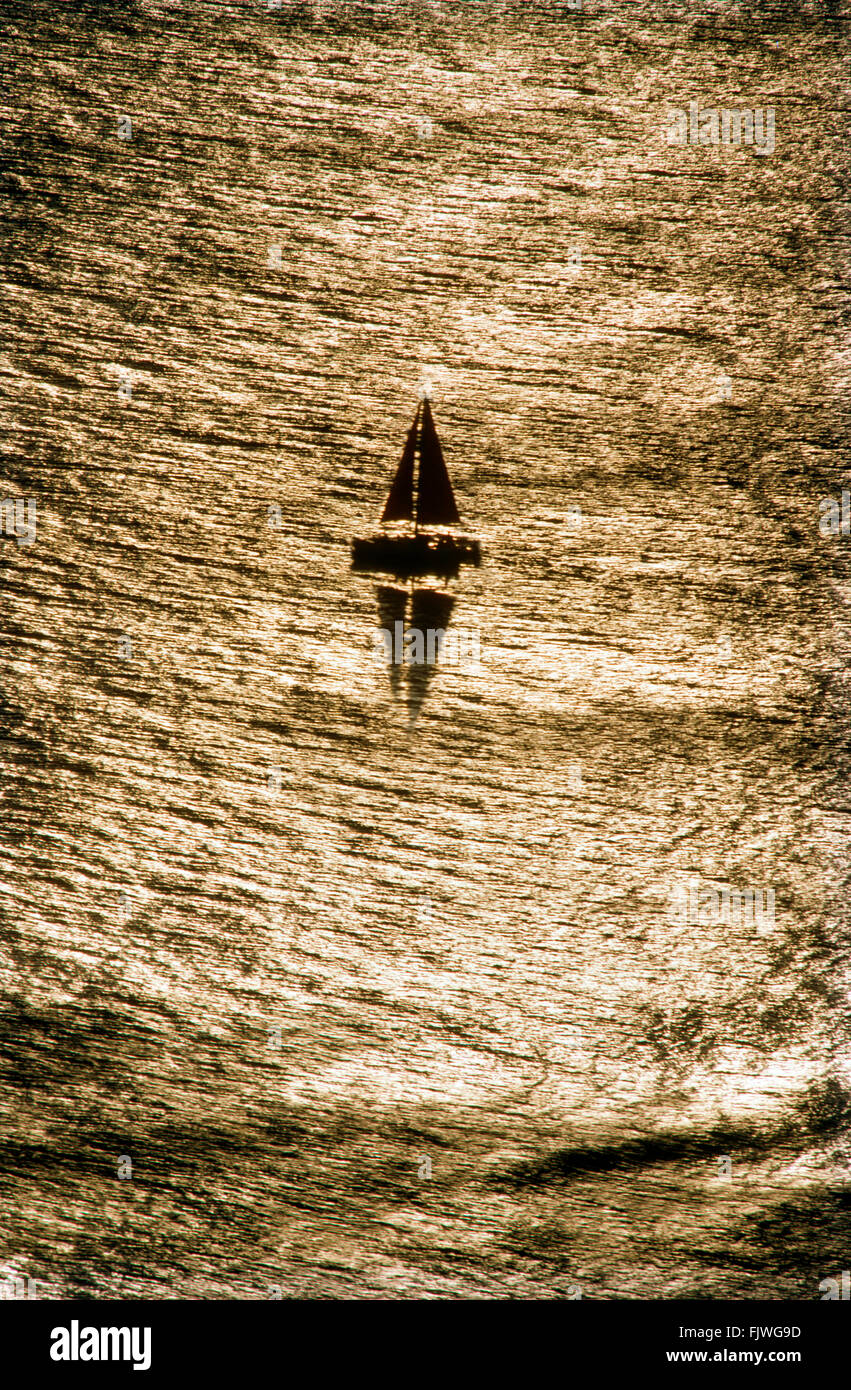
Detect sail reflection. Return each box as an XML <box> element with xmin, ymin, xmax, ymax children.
<box><xmin>407</xmin><ymin>587</ymin><xmax>456</xmax><ymax>722</ymax></box>
<box><xmin>373</xmin><ymin>584</ymin><xmax>465</xmax><ymax>721</ymax></box>
<box><xmin>375</xmin><ymin>585</ymin><xmax>409</xmax><ymax>698</ymax></box>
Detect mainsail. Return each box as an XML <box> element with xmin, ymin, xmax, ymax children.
<box><xmin>380</xmin><ymin>404</ymin><xmax>419</xmax><ymax>523</ymax></box>
<box><xmin>416</xmin><ymin>398</ymin><xmax>461</xmax><ymax>528</ymax></box>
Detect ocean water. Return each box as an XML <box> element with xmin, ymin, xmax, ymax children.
<box><xmin>0</xmin><ymin>0</ymin><xmax>849</xmax><ymax>1299</ymax></box>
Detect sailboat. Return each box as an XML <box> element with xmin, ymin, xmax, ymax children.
<box><xmin>351</xmin><ymin>398</ymin><xmax>481</xmax><ymax>576</ymax></box>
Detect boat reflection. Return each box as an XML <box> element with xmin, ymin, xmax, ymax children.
<box><xmin>373</xmin><ymin>584</ymin><xmax>464</xmax><ymax>721</ymax></box>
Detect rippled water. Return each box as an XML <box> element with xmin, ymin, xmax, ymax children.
<box><xmin>1</xmin><ymin>0</ymin><xmax>849</xmax><ymax>1299</ymax></box>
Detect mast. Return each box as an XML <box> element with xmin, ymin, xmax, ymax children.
<box><xmin>414</xmin><ymin>411</ymin><xmax>421</xmax><ymax>536</ymax></box>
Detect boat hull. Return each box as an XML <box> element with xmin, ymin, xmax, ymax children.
<box><xmin>351</xmin><ymin>532</ymin><xmax>481</xmax><ymax>577</ymax></box>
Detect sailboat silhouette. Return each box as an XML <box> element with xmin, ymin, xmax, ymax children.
<box><xmin>352</xmin><ymin>398</ymin><xmax>481</xmax><ymax>576</ymax></box>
